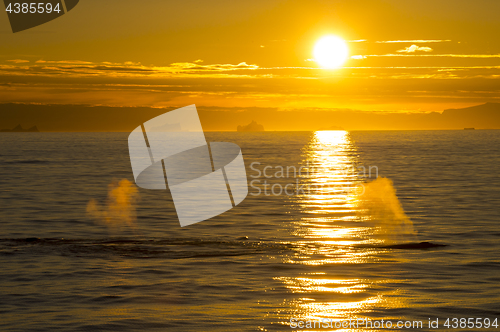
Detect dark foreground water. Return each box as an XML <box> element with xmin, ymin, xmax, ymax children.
<box><xmin>0</xmin><ymin>131</ymin><xmax>499</xmax><ymax>331</ymax></box>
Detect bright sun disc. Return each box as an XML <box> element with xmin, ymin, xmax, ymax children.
<box><xmin>314</xmin><ymin>36</ymin><xmax>349</xmax><ymax>69</ymax></box>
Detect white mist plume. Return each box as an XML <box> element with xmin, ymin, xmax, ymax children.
<box><xmin>356</xmin><ymin>177</ymin><xmax>417</xmax><ymax>244</ymax></box>
<box><xmin>87</xmin><ymin>179</ymin><xmax>139</xmax><ymax>230</ymax></box>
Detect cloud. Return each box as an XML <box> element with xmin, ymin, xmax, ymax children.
<box><xmin>376</xmin><ymin>40</ymin><xmax>451</xmax><ymax>43</ymax></box>
<box><xmin>397</xmin><ymin>45</ymin><xmax>433</xmax><ymax>53</ymax></box>
<box><xmin>7</xmin><ymin>59</ymin><xmax>29</xmax><ymax>63</ymax></box>
<box><xmin>2</xmin><ymin>57</ymin><xmax>500</xmax><ymax>112</ymax></box>
<box><xmin>367</xmin><ymin>54</ymin><xmax>500</xmax><ymax>58</ymax></box>
<box><xmin>169</xmin><ymin>61</ymin><xmax>259</xmax><ymax>71</ymax></box>
<box><xmin>0</xmin><ymin>60</ymin><xmax>260</xmax><ymax>79</ymax></box>
<box><xmin>35</xmin><ymin>60</ymin><xmax>94</xmax><ymax>64</ymax></box>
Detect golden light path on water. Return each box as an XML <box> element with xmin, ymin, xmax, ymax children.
<box><xmin>276</xmin><ymin>131</ymin><xmax>406</xmax><ymax>331</ymax></box>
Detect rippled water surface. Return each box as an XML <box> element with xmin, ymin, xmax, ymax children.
<box><xmin>1</xmin><ymin>131</ymin><xmax>499</xmax><ymax>331</ymax></box>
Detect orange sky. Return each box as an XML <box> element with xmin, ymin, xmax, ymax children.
<box><xmin>1</xmin><ymin>0</ymin><xmax>500</xmax><ymax>121</ymax></box>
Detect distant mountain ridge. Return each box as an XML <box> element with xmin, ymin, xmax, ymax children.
<box><xmin>441</xmin><ymin>102</ymin><xmax>500</xmax><ymax>126</ymax></box>
<box><xmin>0</xmin><ymin>103</ymin><xmax>498</xmax><ymax>131</ymax></box>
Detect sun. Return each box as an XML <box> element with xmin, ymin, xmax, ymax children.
<box><xmin>313</xmin><ymin>36</ymin><xmax>349</xmax><ymax>69</ymax></box>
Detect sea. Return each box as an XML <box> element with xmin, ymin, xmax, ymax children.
<box><xmin>0</xmin><ymin>130</ymin><xmax>499</xmax><ymax>331</ymax></box>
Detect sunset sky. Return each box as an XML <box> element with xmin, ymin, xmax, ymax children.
<box><xmin>1</xmin><ymin>0</ymin><xmax>500</xmax><ymax>129</ymax></box>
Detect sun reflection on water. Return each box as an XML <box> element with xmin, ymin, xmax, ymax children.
<box><xmin>291</xmin><ymin>130</ymin><xmax>369</xmax><ymax>246</ymax></box>
<box><xmin>278</xmin><ymin>130</ymin><xmax>396</xmax><ymax>327</ymax></box>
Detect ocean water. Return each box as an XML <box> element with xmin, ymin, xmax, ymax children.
<box><xmin>0</xmin><ymin>130</ymin><xmax>499</xmax><ymax>331</ymax></box>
